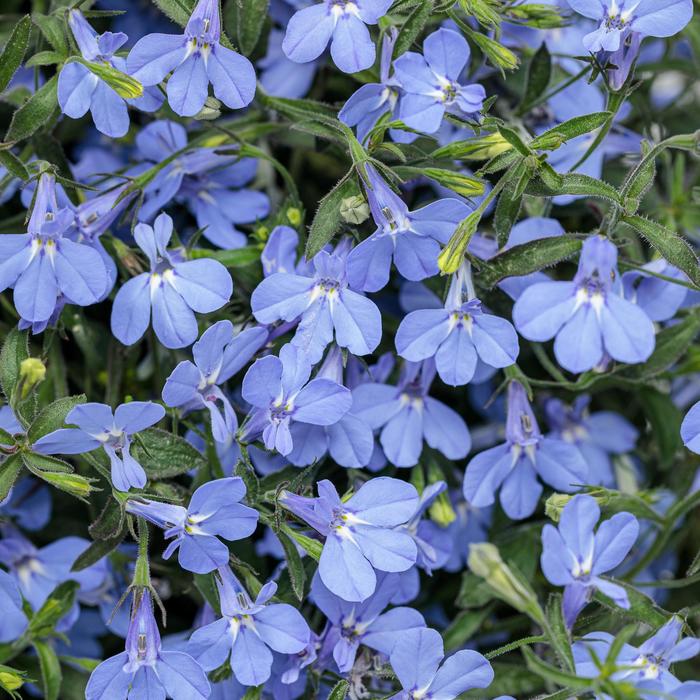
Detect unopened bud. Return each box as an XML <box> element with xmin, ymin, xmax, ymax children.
<box><xmin>438</xmin><ymin>212</ymin><xmax>480</xmax><ymax>274</ymax></box>
<box><xmin>0</xmin><ymin>668</ymin><xmax>24</xmax><ymax>692</ymax></box>
<box><xmin>544</xmin><ymin>493</ymin><xmax>572</xmax><ymax>522</ymax></box>
<box><xmin>429</xmin><ymin>492</ymin><xmax>456</xmax><ymax>527</ymax></box>
<box><xmin>508</xmin><ymin>3</ymin><xmax>564</xmax><ymax>29</ymax></box>
<box><xmin>339</xmin><ymin>195</ymin><xmax>370</xmax><ymax>225</ymax></box>
<box><xmin>79</xmin><ymin>59</ymin><xmax>143</xmax><ymax>99</ymax></box>
<box><xmin>194</xmin><ymin>96</ymin><xmax>221</xmax><ymax>121</ymax></box>
<box><xmin>287</xmin><ymin>207</ymin><xmax>303</xmax><ymax>227</ymax></box>
<box><xmin>37</xmin><ymin>471</ymin><xmax>96</xmax><ymax>500</ymax></box>
<box><xmin>19</xmin><ymin>358</ymin><xmax>45</xmax><ymax>398</ymax></box>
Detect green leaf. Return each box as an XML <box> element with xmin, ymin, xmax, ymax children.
<box><xmin>5</xmin><ymin>75</ymin><xmax>59</xmax><ymax>144</ymax></box>
<box><xmin>525</xmin><ymin>172</ymin><xmax>622</xmax><ymax>204</ymax></box>
<box><xmin>0</xmin><ymin>329</ymin><xmax>29</xmax><ymax>405</ymax></box>
<box><xmin>622</xmin><ymin>141</ymin><xmax>656</xmax><ymax>214</ymax></box>
<box><xmin>25</xmin><ymin>50</ymin><xmax>63</xmax><ymax>68</ymax></box>
<box><xmin>32</xmin><ymin>14</ymin><xmax>68</xmax><ymax>54</ymax></box>
<box><xmin>530</xmin><ymin>112</ymin><xmax>611</xmax><ymax>150</ymax></box>
<box><xmin>276</xmin><ymin>529</ymin><xmax>306</xmax><ymax>602</ymax></box>
<box><xmin>131</xmin><ymin>428</ymin><xmax>206</xmax><ymax>479</ymax></box>
<box><xmin>194</xmin><ymin>572</ymin><xmax>221</xmax><ymax>615</ymax></box>
<box><xmin>497</xmin><ymin>126</ymin><xmax>531</xmax><ymax>156</ymax></box>
<box><xmin>545</xmin><ymin>593</ymin><xmax>574</xmax><ymax>672</ymax></box>
<box><xmin>395</xmin><ymin>166</ymin><xmax>485</xmax><ymax>198</ymax></box>
<box><xmin>478</xmin><ymin>236</ymin><xmax>582</xmax><ymax>288</ymax></box>
<box><xmin>0</xmin><ymin>453</ymin><xmax>24</xmax><ymax>502</ymax></box>
<box><xmin>151</xmin><ymin>0</ymin><xmax>195</xmax><ymax>27</ymax></box>
<box><xmin>71</xmin><ymin>530</ymin><xmax>126</xmax><ymax>572</ymax></box>
<box><xmin>189</xmin><ymin>246</ymin><xmax>261</xmax><ymax>267</ymax></box>
<box><xmin>28</xmin><ymin>581</ymin><xmax>79</xmax><ymax>639</ymax></box>
<box><xmin>89</xmin><ymin>498</ymin><xmax>126</xmax><ymax>540</ymax></box>
<box><xmin>27</xmin><ymin>395</ymin><xmax>86</xmax><ymax>443</ymax></box>
<box><xmin>22</xmin><ymin>452</ymin><xmax>74</xmax><ymax>473</ymax></box>
<box><xmin>0</xmin><ymin>16</ymin><xmax>31</xmax><ymax>93</ymax></box>
<box><xmin>593</xmin><ymin>578</ymin><xmax>673</xmax><ymax>628</ymax></box>
<box><xmin>33</xmin><ymin>641</ymin><xmax>61</xmax><ymax>700</ymax></box>
<box><xmin>464</xmin><ymin>662</ymin><xmax>542</xmax><ymax>698</ymax></box>
<box><xmin>0</xmin><ymin>150</ymin><xmax>29</xmax><ymax>181</ymax></box>
<box><xmin>521</xmin><ymin>42</ymin><xmax>551</xmax><ymax>109</ymax></box>
<box><xmin>521</xmin><ymin>646</ymin><xmax>591</xmax><ymax>690</ymax></box>
<box><xmin>328</xmin><ymin>680</ymin><xmax>349</xmax><ymax>700</ymax></box>
<box><xmin>638</xmin><ymin>388</ymin><xmax>683</xmax><ymax>469</ymax></box>
<box><xmin>443</xmin><ymin>607</ymin><xmax>491</xmax><ymax>651</ymax></box>
<box><xmin>224</xmin><ymin>0</ymin><xmax>269</xmax><ymax>55</ymax></box>
<box><xmin>394</xmin><ymin>0</ymin><xmax>434</xmax><ymax>58</ymax></box>
<box><xmin>305</xmin><ymin>174</ymin><xmax>359</xmax><ymax>259</ymax></box>
<box><xmin>494</xmin><ymin>164</ymin><xmax>526</xmax><ymax>245</ymax></box>
<box><xmin>621</xmin><ymin>215</ymin><xmax>700</xmax><ymax>288</ymax></box>
<box><xmin>281</xmin><ymin>525</ymin><xmax>322</xmax><ymax>562</ymax></box>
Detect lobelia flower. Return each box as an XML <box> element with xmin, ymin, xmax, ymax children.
<box><xmin>681</xmin><ymin>399</ymin><xmax>700</xmax><ymax>454</ymax></box>
<box><xmin>258</xmin><ymin>28</ymin><xmax>320</xmax><ymax>99</ymax></box>
<box><xmin>280</xmin><ymin>477</ymin><xmax>419</xmax><ymax>601</ymax></box>
<box><xmin>240</xmin><ymin>343</ymin><xmax>352</xmax><ymax>456</ymax></box>
<box><xmin>388</xmin><ymin>627</ymin><xmax>494</xmax><ymax>700</ymax></box>
<box><xmin>346</xmin><ymin>164</ymin><xmax>470</xmax><ymax>292</ymax></box>
<box><xmin>127</xmin><ymin>0</ymin><xmax>256</xmax><ymax>117</ymax></box>
<box><xmin>396</xmin><ymin>262</ymin><xmax>519</xmax><ymax>386</ymax></box>
<box><xmin>282</xmin><ymin>0</ymin><xmax>392</xmax><ymax>74</ymax></box>
<box><xmin>393</xmin><ymin>28</ymin><xmax>486</xmax><ymax>137</ymax></box>
<box><xmin>545</xmin><ymin>395</ymin><xmax>638</xmax><ymax>487</ymax></box>
<box><xmin>162</xmin><ymin>320</ymin><xmax>267</xmax><ymax>444</ymax></box>
<box><xmin>33</xmin><ymin>401</ymin><xmax>165</xmax><ymax>492</ymax></box>
<box><xmin>126</xmin><ymin>477</ymin><xmax>258</xmax><ymax>573</ymax></box>
<box><xmin>86</xmin><ymin>591</ymin><xmax>210</xmax><ymax>700</ymax></box>
<box><xmin>540</xmin><ymin>494</ymin><xmax>639</xmax><ymax>627</ymax></box>
<box><xmin>567</xmin><ymin>0</ymin><xmax>693</xmax><ymax>89</ymax></box>
<box><xmin>251</xmin><ymin>241</ymin><xmax>382</xmax><ymax>364</ymax></box>
<box><xmin>58</xmin><ymin>10</ymin><xmax>163</xmax><ymax>138</ymax></box>
<box><xmin>0</xmin><ymin>477</ymin><xmax>52</xmax><ymax>532</ymax></box>
<box><xmin>622</xmin><ymin>259</ymin><xmax>688</xmax><ymax>322</ymax></box>
<box><xmin>311</xmin><ymin>571</ymin><xmax>425</xmax><ymax>673</ymax></box>
<box><xmin>187</xmin><ymin>566</ymin><xmax>310</xmax><ymax>687</ymax></box>
<box><xmin>513</xmin><ymin>236</ymin><xmax>656</xmax><ymax>373</ymax></box>
<box><xmin>463</xmin><ymin>381</ymin><xmax>588</xmax><ymax>520</ymax></box>
<box><xmin>352</xmin><ymin>359</ymin><xmax>471</xmax><ymax>468</ymax></box>
<box><xmin>110</xmin><ymin>212</ymin><xmax>233</xmax><ymax>349</ymax></box>
<box><xmin>0</xmin><ymin>173</ymin><xmax>110</xmax><ymax>326</ymax></box>
<box><xmin>0</xmin><ymin>569</ymin><xmax>28</xmax><ymax>643</ymax></box>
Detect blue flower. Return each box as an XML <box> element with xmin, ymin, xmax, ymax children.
<box><xmin>0</xmin><ymin>569</ymin><xmax>28</xmax><ymax>643</ymax></box>
<box><xmin>58</xmin><ymin>10</ymin><xmax>163</xmax><ymax>137</ymax></box>
<box><xmin>681</xmin><ymin>399</ymin><xmax>700</xmax><ymax>454</ymax></box>
<box><xmin>240</xmin><ymin>343</ymin><xmax>353</xmax><ymax>456</ymax></box>
<box><xmin>541</xmin><ymin>494</ymin><xmax>639</xmax><ymax>627</ymax></box>
<box><xmin>110</xmin><ymin>212</ymin><xmax>233</xmax><ymax>348</ymax></box>
<box><xmin>33</xmin><ymin>401</ymin><xmax>165</xmax><ymax>492</ymax></box>
<box><xmin>388</xmin><ymin>627</ymin><xmax>493</xmax><ymax>700</ymax></box>
<box><xmin>187</xmin><ymin>567</ymin><xmax>310</xmax><ymax>686</ymax></box>
<box><xmin>463</xmin><ymin>381</ymin><xmax>588</xmax><ymax>520</ymax></box>
<box><xmin>163</xmin><ymin>320</ymin><xmax>267</xmax><ymax>444</ymax></box>
<box><xmin>393</xmin><ymin>28</ymin><xmax>486</xmax><ymax>137</ymax></box>
<box><xmin>259</xmin><ymin>28</ymin><xmax>320</xmax><ymax>99</ymax></box>
<box><xmin>86</xmin><ymin>591</ymin><xmax>210</xmax><ymax>700</ymax></box>
<box><xmin>513</xmin><ymin>236</ymin><xmax>656</xmax><ymax>373</ymax></box>
<box><xmin>127</xmin><ymin>0</ymin><xmax>256</xmax><ymax>116</ymax></box>
<box><xmin>622</xmin><ymin>259</ymin><xmax>688</xmax><ymax>322</ymax></box>
<box><xmin>126</xmin><ymin>477</ymin><xmax>258</xmax><ymax>574</ymax></box>
<box><xmin>281</xmin><ymin>477</ymin><xmax>419</xmax><ymax>601</ymax></box>
<box><xmin>282</xmin><ymin>0</ymin><xmax>392</xmax><ymax>74</ymax></box>
<box><xmin>0</xmin><ymin>476</ymin><xmax>52</xmax><ymax>531</ymax></box>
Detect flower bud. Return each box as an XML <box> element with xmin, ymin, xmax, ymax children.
<box><xmin>339</xmin><ymin>195</ymin><xmax>370</xmax><ymax>225</ymax></box>
<box><xmin>438</xmin><ymin>212</ymin><xmax>479</xmax><ymax>274</ymax></box>
<box><xmin>19</xmin><ymin>358</ymin><xmax>46</xmax><ymax>398</ymax></box>
<box><xmin>194</xmin><ymin>96</ymin><xmax>222</xmax><ymax>120</ymax></box>
<box><xmin>36</xmin><ymin>471</ymin><xmax>96</xmax><ymax>500</ymax></box>
<box><xmin>0</xmin><ymin>667</ymin><xmax>25</xmax><ymax>692</ymax></box>
<box><xmin>287</xmin><ymin>207</ymin><xmax>303</xmax><ymax>227</ymax></box>
<box><xmin>544</xmin><ymin>493</ymin><xmax>572</xmax><ymax>522</ymax></box>
<box><xmin>79</xmin><ymin>59</ymin><xmax>144</xmax><ymax>99</ymax></box>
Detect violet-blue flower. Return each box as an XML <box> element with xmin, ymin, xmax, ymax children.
<box><xmin>110</xmin><ymin>212</ymin><xmax>233</xmax><ymax>349</ymax></box>
<box><xmin>681</xmin><ymin>399</ymin><xmax>700</xmax><ymax>454</ymax></box>
<box><xmin>33</xmin><ymin>401</ymin><xmax>165</xmax><ymax>492</ymax></box>
<box><xmin>0</xmin><ymin>568</ymin><xmax>28</xmax><ymax>643</ymax></box>
<box><xmin>280</xmin><ymin>477</ymin><xmax>418</xmax><ymax>601</ymax></box>
<box><xmin>162</xmin><ymin>320</ymin><xmax>267</xmax><ymax>444</ymax></box>
<box><xmin>541</xmin><ymin>493</ymin><xmax>639</xmax><ymax>627</ymax></box>
<box><xmin>513</xmin><ymin>236</ymin><xmax>656</xmax><ymax>373</ymax></box>
<box><xmin>187</xmin><ymin>566</ymin><xmax>310</xmax><ymax>687</ymax></box>
<box><xmin>622</xmin><ymin>259</ymin><xmax>688</xmax><ymax>322</ymax></box>
<box><xmin>463</xmin><ymin>381</ymin><xmax>588</xmax><ymax>520</ymax></box>
<box><xmin>259</xmin><ymin>28</ymin><xmax>319</xmax><ymax>99</ymax></box>
<box><xmin>126</xmin><ymin>477</ymin><xmax>258</xmax><ymax>574</ymax></box>
<box><xmin>127</xmin><ymin>0</ymin><xmax>256</xmax><ymax>116</ymax></box>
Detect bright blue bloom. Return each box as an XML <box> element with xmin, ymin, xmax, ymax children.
<box><xmin>127</xmin><ymin>0</ymin><xmax>256</xmax><ymax>116</ymax></box>
<box><xmin>353</xmin><ymin>359</ymin><xmax>472</xmax><ymax>468</ymax></box>
<box><xmin>135</xmin><ymin>121</ymin><xmax>270</xmax><ymax>249</ymax></box>
<box><xmin>126</xmin><ymin>477</ymin><xmax>258</xmax><ymax>574</ymax></box>
<box><xmin>311</xmin><ymin>571</ymin><xmax>425</xmax><ymax>673</ymax></box>
<box><xmin>86</xmin><ymin>591</ymin><xmax>210</xmax><ymax>700</ymax></box>
<box><xmin>110</xmin><ymin>212</ymin><xmax>233</xmax><ymax>349</ymax></box>
<box><xmin>443</xmin><ymin>497</ymin><xmax>491</xmax><ymax>573</ymax></box>
<box><xmin>282</xmin><ymin>0</ymin><xmax>392</xmax><ymax>74</ymax></box>
<box><xmin>163</xmin><ymin>320</ymin><xmax>267</xmax><ymax>444</ymax></box>
<box><xmin>388</xmin><ymin>627</ymin><xmax>493</xmax><ymax>700</ymax></box>
<box><xmin>187</xmin><ymin>567</ymin><xmax>310</xmax><ymax>686</ymax></box>
<box><xmin>252</xmin><ymin>242</ymin><xmax>382</xmax><ymax>363</ymax></box>
<box><xmin>681</xmin><ymin>399</ymin><xmax>700</xmax><ymax>454</ymax></box>
<box><xmin>464</xmin><ymin>381</ymin><xmax>588</xmax><ymax>520</ymax></box>
<box><xmin>0</xmin><ymin>569</ymin><xmax>28</xmax><ymax>643</ymax></box>
<box><xmin>396</xmin><ymin>263</ymin><xmax>519</xmax><ymax>386</ymax></box>
<box><xmin>240</xmin><ymin>343</ymin><xmax>353</xmax><ymax>456</ymax></box>
<box><xmin>541</xmin><ymin>494</ymin><xmax>639</xmax><ymax>627</ymax></box>
<box><xmin>280</xmin><ymin>477</ymin><xmax>418</xmax><ymax>601</ymax></box>
<box><xmin>33</xmin><ymin>401</ymin><xmax>165</xmax><ymax>492</ymax></box>
<box><xmin>393</xmin><ymin>28</ymin><xmax>486</xmax><ymax>136</ymax></box>
<box><xmin>0</xmin><ymin>477</ymin><xmax>52</xmax><ymax>531</ymax></box>
<box><xmin>513</xmin><ymin>236</ymin><xmax>656</xmax><ymax>373</ymax></box>
<box><xmin>259</xmin><ymin>28</ymin><xmax>319</xmax><ymax>98</ymax></box>
<box><xmin>58</xmin><ymin>10</ymin><xmax>163</xmax><ymax>137</ymax></box>
<box><xmin>622</xmin><ymin>259</ymin><xmax>688</xmax><ymax>322</ymax></box>
<box><xmin>260</xmin><ymin>224</ymin><xmax>313</xmax><ymax>277</ymax></box>
<box><xmin>346</xmin><ymin>165</ymin><xmax>470</xmax><ymax>292</ymax></box>
<box><xmin>545</xmin><ymin>395</ymin><xmax>638</xmax><ymax>487</ymax></box>
<box><xmin>0</xmin><ymin>173</ymin><xmax>110</xmax><ymax>326</ymax></box>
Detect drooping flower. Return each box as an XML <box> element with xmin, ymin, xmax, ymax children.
<box><xmin>58</xmin><ymin>10</ymin><xmax>163</xmax><ymax>137</ymax></box>
<box><xmin>388</xmin><ymin>627</ymin><xmax>494</xmax><ymax>700</ymax></box>
<box><xmin>396</xmin><ymin>262</ymin><xmax>519</xmax><ymax>386</ymax></box>
<box><xmin>513</xmin><ymin>236</ymin><xmax>656</xmax><ymax>373</ymax></box>
<box><xmin>463</xmin><ymin>381</ymin><xmax>588</xmax><ymax>520</ymax></box>
<box><xmin>240</xmin><ymin>343</ymin><xmax>352</xmax><ymax>456</ymax></box>
<box><xmin>352</xmin><ymin>359</ymin><xmax>471</xmax><ymax>468</ymax></box>
<box><xmin>280</xmin><ymin>477</ymin><xmax>418</xmax><ymax>601</ymax></box>
<box><xmin>282</xmin><ymin>0</ymin><xmax>392</xmax><ymax>74</ymax></box>
<box><xmin>393</xmin><ymin>28</ymin><xmax>486</xmax><ymax>137</ymax></box>
<box><xmin>86</xmin><ymin>591</ymin><xmax>210</xmax><ymax>700</ymax></box>
<box><xmin>33</xmin><ymin>401</ymin><xmax>165</xmax><ymax>492</ymax></box>
<box><xmin>110</xmin><ymin>212</ymin><xmax>233</xmax><ymax>349</ymax></box>
<box><xmin>346</xmin><ymin>165</ymin><xmax>469</xmax><ymax>292</ymax></box>
<box><xmin>541</xmin><ymin>494</ymin><xmax>639</xmax><ymax>627</ymax></box>
<box><xmin>187</xmin><ymin>567</ymin><xmax>310</xmax><ymax>687</ymax></box>
<box><xmin>162</xmin><ymin>320</ymin><xmax>267</xmax><ymax>443</ymax></box>
<box><xmin>126</xmin><ymin>477</ymin><xmax>258</xmax><ymax>573</ymax></box>
<box><xmin>127</xmin><ymin>0</ymin><xmax>256</xmax><ymax>116</ymax></box>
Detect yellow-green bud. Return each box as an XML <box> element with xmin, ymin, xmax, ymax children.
<box><xmin>287</xmin><ymin>207</ymin><xmax>303</xmax><ymax>227</ymax></box>
<box><xmin>79</xmin><ymin>59</ymin><xmax>144</xmax><ymax>99</ymax></box>
<box><xmin>37</xmin><ymin>471</ymin><xmax>96</xmax><ymax>500</ymax></box>
<box><xmin>423</xmin><ymin>168</ymin><xmax>485</xmax><ymax>198</ymax></box>
<box><xmin>19</xmin><ymin>357</ymin><xmax>46</xmax><ymax>398</ymax></box>
<box><xmin>544</xmin><ymin>493</ymin><xmax>572</xmax><ymax>522</ymax></box>
<box><xmin>0</xmin><ymin>669</ymin><xmax>24</xmax><ymax>692</ymax></box>
<box><xmin>195</xmin><ymin>96</ymin><xmax>222</xmax><ymax>121</ymax></box>
<box><xmin>438</xmin><ymin>213</ymin><xmax>480</xmax><ymax>274</ymax></box>
<box><xmin>339</xmin><ymin>195</ymin><xmax>370</xmax><ymax>225</ymax></box>
<box><xmin>429</xmin><ymin>493</ymin><xmax>456</xmax><ymax>527</ymax></box>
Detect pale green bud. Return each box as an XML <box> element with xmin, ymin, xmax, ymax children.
<box><xmin>19</xmin><ymin>357</ymin><xmax>46</xmax><ymax>398</ymax></box>
<box><xmin>339</xmin><ymin>195</ymin><xmax>370</xmax><ymax>225</ymax></box>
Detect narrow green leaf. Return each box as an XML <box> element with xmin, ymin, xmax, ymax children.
<box><xmin>25</xmin><ymin>50</ymin><xmax>63</xmax><ymax>67</ymax></box>
<box><xmin>0</xmin><ymin>453</ymin><xmax>24</xmax><ymax>502</ymax></box>
<box><xmin>0</xmin><ymin>329</ymin><xmax>29</xmax><ymax>404</ymax></box>
<box><xmin>525</xmin><ymin>173</ymin><xmax>622</xmax><ymax>204</ymax></box>
<box><xmin>530</xmin><ymin>112</ymin><xmax>611</xmax><ymax>150</ymax></box>
<box><xmin>28</xmin><ymin>581</ymin><xmax>79</xmax><ymax>639</ymax></box>
<box><xmin>521</xmin><ymin>42</ymin><xmax>551</xmax><ymax>109</ymax></box>
<box><xmin>276</xmin><ymin>529</ymin><xmax>306</xmax><ymax>602</ymax></box>
<box><xmin>131</xmin><ymin>428</ymin><xmax>207</xmax><ymax>479</ymax></box>
<box><xmin>0</xmin><ymin>150</ymin><xmax>29</xmax><ymax>181</ymax></box>
<box><xmin>593</xmin><ymin>578</ymin><xmax>673</xmax><ymax>627</ymax></box>
<box><xmin>494</xmin><ymin>165</ymin><xmax>526</xmax><ymax>245</ymax></box>
<box><xmin>328</xmin><ymin>680</ymin><xmax>349</xmax><ymax>700</ymax></box>
<box><xmin>27</xmin><ymin>395</ymin><xmax>87</xmax><ymax>443</ymax></box>
<box><xmin>638</xmin><ymin>388</ymin><xmax>683</xmax><ymax>469</ymax></box>
<box><xmin>443</xmin><ymin>607</ymin><xmax>491</xmax><ymax>651</ymax></box>
<box><xmin>22</xmin><ymin>452</ymin><xmax>74</xmax><ymax>473</ymax></box>
<box><xmin>394</xmin><ymin>0</ymin><xmax>434</xmax><ymax>58</ymax></box>
<box><xmin>189</xmin><ymin>246</ymin><xmax>261</xmax><ymax>267</ymax></box>
<box><xmin>89</xmin><ymin>498</ymin><xmax>126</xmax><ymax>540</ymax></box>
<box><xmin>5</xmin><ymin>75</ymin><xmax>59</xmax><ymax>144</ymax></box>
<box><xmin>151</xmin><ymin>0</ymin><xmax>195</xmax><ymax>27</ymax></box>
<box><xmin>224</xmin><ymin>0</ymin><xmax>269</xmax><ymax>55</ymax></box>
<box><xmin>521</xmin><ymin>646</ymin><xmax>591</xmax><ymax>689</ymax></box>
<box><xmin>33</xmin><ymin>641</ymin><xmax>61</xmax><ymax>700</ymax></box>
<box><xmin>194</xmin><ymin>572</ymin><xmax>221</xmax><ymax>616</ymax></box>
<box><xmin>0</xmin><ymin>16</ymin><xmax>32</xmax><ymax>93</ymax></box>
<box><xmin>545</xmin><ymin>594</ymin><xmax>574</xmax><ymax>672</ymax></box>
<box><xmin>281</xmin><ymin>525</ymin><xmax>322</xmax><ymax>562</ymax></box>
<box><xmin>32</xmin><ymin>14</ymin><xmax>68</xmax><ymax>54</ymax></box>
<box><xmin>498</xmin><ymin>126</ymin><xmax>531</xmax><ymax>156</ymax></box>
